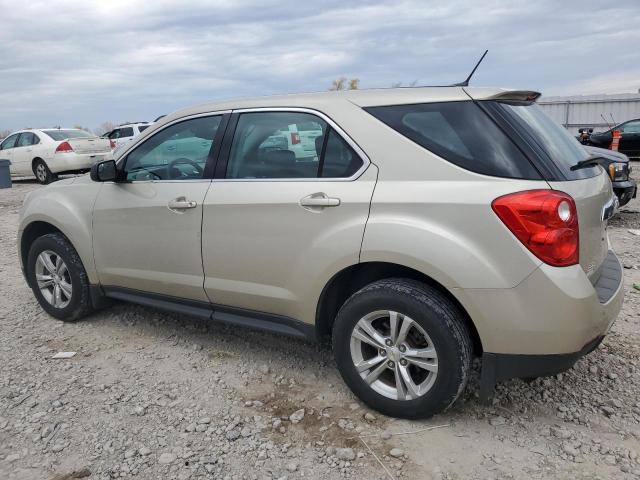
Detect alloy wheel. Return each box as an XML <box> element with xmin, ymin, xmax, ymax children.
<box><xmin>35</xmin><ymin>250</ymin><xmax>72</xmax><ymax>309</ymax></box>
<box><xmin>36</xmin><ymin>163</ymin><xmax>47</xmax><ymax>182</ymax></box>
<box><xmin>350</xmin><ymin>310</ymin><xmax>438</xmax><ymax>400</ymax></box>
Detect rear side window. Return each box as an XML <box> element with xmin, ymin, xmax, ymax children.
<box><xmin>225</xmin><ymin>111</ymin><xmax>365</xmax><ymax>180</ymax></box>
<box><xmin>321</xmin><ymin>129</ymin><xmax>362</xmax><ymax>178</ymax></box>
<box><xmin>120</xmin><ymin>127</ymin><xmax>134</xmax><ymax>137</ymax></box>
<box><xmin>138</xmin><ymin>125</ymin><xmax>149</xmax><ymax>133</ymax></box>
<box><xmin>366</xmin><ymin>102</ymin><xmax>541</xmax><ymax>179</ymax></box>
<box><xmin>17</xmin><ymin>132</ymin><xmax>37</xmax><ymax>147</ymax></box>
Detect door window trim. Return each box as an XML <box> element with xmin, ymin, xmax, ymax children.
<box><xmin>213</xmin><ymin>107</ymin><xmax>371</xmax><ymax>182</ymax></box>
<box><xmin>114</xmin><ymin>111</ymin><xmax>231</xmax><ymax>183</ymax></box>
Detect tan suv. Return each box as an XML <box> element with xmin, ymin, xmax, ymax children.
<box><xmin>18</xmin><ymin>87</ymin><xmax>624</xmax><ymax>418</ymax></box>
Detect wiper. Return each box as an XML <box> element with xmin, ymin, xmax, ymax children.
<box><xmin>570</xmin><ymin>155</ymin><xmax>606</xmax><ymax>171</ymax></box>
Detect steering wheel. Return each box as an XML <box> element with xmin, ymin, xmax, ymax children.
<box><xmin>168</xmin><ymin>157</ymin><xmax>203</xmax><ymax>178</ymax></box>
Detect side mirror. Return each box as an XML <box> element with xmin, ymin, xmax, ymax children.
<box><xmin>91</xmin><ymin>159</ymin><xmax>117</xmax><ymax>182</ymax></box>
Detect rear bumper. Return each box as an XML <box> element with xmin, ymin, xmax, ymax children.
<box><xmin>479</xmin><ymin>336</ymin><xmax>604</xmax><ymax>400</ymax></box>
<box><xmin>456</xmin><ymin>250</ymin><xmax>624</xmax><ymax>399</ymax></box>
<box><xmin>612</xmin><ymin>178</ymin><xmax>637</xmax><ymax>207</ymax></box>
<box><xmin>454</xmin><ymin>250</ymin><xmax>623</xmax><ymax>356</ymax></box>
<box><xmin>48</xmin><ymin>152</ymin><xmax>109</xmax><ymax>174</ymax></box>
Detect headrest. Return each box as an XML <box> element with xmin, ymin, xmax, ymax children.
<box><xmin>264</xmin><ymin>149</ymin><xmax>295</xmax><ymax>167</ymax></box>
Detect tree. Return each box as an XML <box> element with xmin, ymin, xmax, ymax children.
<box><xmin>94</xmin><ymin>121</ymin><xmax>115</xmax><ymax>136</ymax></box>
<box><xmin>73</xmin><ymin>125</ymin><xmax>92</xmax><ymax>133</ymax></box>
<box><xmin>329</xmin><ymin>77</ymin><xmax>360</xmax><ymax>91</ymax></box>
<box><xmin>0</xmin><ymin>129</ymin><xmax>11</xmax><ymax>139</ymax></box>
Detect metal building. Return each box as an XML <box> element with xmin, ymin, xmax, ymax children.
<box><xmin>538</xmin><ymin>93</ymin><xmax>640</xmax><ymax>133</ymax></box>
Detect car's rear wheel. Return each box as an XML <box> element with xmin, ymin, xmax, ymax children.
<box><xmin>26</xmin><ymin>233</ymin><xmax>93</xmax><ymax>321</ymax></box>
<box><xmin>33</xmin><ymin>159</ymin><xmax>55</xmax><ymax>184</ymax></box>
<box><xmin>332</xmin><ymin>278</ymin><xmax>472</xmax><ymax>419</ymax></box>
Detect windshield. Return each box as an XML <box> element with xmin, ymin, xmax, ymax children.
<box><xmin>497</xmin><ymin>103</ymin><xmax>597</xmax><ymax>179</ymax></box>
<box><xmin>43</xmin><ymin>129</ymin><xmax>95</xmax><ymax>141</ymax></box>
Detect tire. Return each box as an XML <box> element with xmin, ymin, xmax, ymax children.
<box><xmin>332</xmin><ymin>278</ymin><xmax>472</xmax><ymax>419</ymax></box>
<box><xmin>26</xmin><ymin>233</ymin><xmax>93</xmax><ymax>321</ymax></box>
<box><xmin>33</xmin><ymin>158</ymin><xmax>56</xmax><ymax>184</ymax></box>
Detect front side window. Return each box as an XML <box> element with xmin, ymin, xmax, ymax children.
<box><xmin>124</xmin><ymin>115</ymin><xmax>221</xmax><ymax>181</ymax></box>
<box><xmin>0</xmin><ymin>133</ymin><xmax>19</xmax><ymax>150</ymax></box>
<box><xmin>225</xmin><ymin>111</ymin><xmax>364</xmax><ymax>180</ymax></box>
<box><xmin>620</xmin><ymin>120</ymin><xmax>640</xmax><ymax>134</ymax></box>
<box><xmin>108</xmin><ymin>129</ymin><xmax>121</xmax><ymax>139</ymax></box>
<box><xmin>366</xmin><ymin>102</ymin><xmax>541</xmax><ymax>179</ymax></box>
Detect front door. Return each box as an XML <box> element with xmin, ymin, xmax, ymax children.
<box><xmin>0</xmin><ymin>133</ymin><xmax>19</xmax><ymax>174</ymax></box>
<box><xmin>619</xmin><ymin>120</ymin><xmax>640</xmax><ymax>158</ymax></box>
<box><xmin>201</xmin><ymin>110</ymin><xmax>376</xmax><ymax>322</ymax></box>
<box><xmin>92</xmin><ymin>114</ymin><xmax>226</xmax><ymax>301</ymax></box>
<box><xmin>12</xmin><ymin>132</ymin><xmax>38</xmax><ymax>175</ymax></box>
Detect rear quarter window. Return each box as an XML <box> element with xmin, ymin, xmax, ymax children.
<box><xmin>365</xmin><ymin>102</ymin><xmax>541</xmax><ymax>179</ymax></box>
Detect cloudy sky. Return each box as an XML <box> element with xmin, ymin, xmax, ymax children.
<box><xmin>1</xmin><ymin>0</ymin><xmax>639</xmax><ymax>132</ymax></box>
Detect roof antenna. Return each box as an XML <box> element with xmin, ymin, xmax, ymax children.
<box><xmin>451</xmin><ymin>50</ymin><xmax>488</xmax><ymax>87</ymax></box>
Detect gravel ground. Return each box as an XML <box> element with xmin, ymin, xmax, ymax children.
<box><xmin>1</xmin><ymin>173</ymin><xmax>639</xmax><ymax>480</ymax></box>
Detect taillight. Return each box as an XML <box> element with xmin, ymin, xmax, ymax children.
<box><xmin>109</xmin><ymin>139</ymin><xmax>116</xmax><ymax>149</ymax></box>
<box><xmin>492</xmin><ymin>190</ymin><xmax>579</xmax><ymax>267</ymax></box>
<box><xmin>291</xmin><ymin>132</ymin><xmax>300</xmax><ymax>145</ymax></box>
<box><xmin>55</xmin><ymin>141</ymin><xmax>73</xmax><ymax>153</ymax></box>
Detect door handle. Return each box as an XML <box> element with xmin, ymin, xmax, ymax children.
<box><xmin>300</xmin><ymin>193</ymin><xmax>341</xmax><ymax>209</ymax></box>
<box><xmin>168</xmin><ymin>197</ymin><xmax>197</xmax><ymax>211</ymax></box>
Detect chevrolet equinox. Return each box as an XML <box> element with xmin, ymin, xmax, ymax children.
<box><xmin>18</xmin><ymin>87</ymin><xmax>624</xmax><ymax>418</ymax></box>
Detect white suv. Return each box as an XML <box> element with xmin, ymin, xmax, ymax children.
<box><xmin>104</xmin><ymin>122</ymin><xmax>152</xmax><ymax>148</ymax></box>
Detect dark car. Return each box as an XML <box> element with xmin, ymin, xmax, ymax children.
<box><xmin>587</xmin><ymin>119</ymin><xmax>640</xmax><ymax>159</ymax></box>
<box><xmin>585</xmin><ymin>146</ymin><xmax>637</xmax><ymax>206</ymax></box>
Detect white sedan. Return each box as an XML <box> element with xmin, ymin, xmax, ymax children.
<box><xmin>0</xmin><ymin>129</ymin><xmax>112</xmax><ymax>184</ymax></box>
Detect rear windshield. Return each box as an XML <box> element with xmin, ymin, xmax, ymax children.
<box><xmin>495</xmin><ymin>103</ymin><xmax>597</xmax><ymax>180</ymax></box>
<box><xmin>43</xmin><ymin>130</ymin><xmax>95</xmax><ymax>141</ymax></box>
<box><xmin>365</xmin><ymin>102</ymin><xmax>541</xmax><ymax>179</ymax></box>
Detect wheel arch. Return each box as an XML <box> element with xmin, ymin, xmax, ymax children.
<box><xmin>315</xmin><ymin>261</ymin><xmax>483</xmax><ymax>355</ymax></box>
<box><xmin>20</xmin><ymin>221</ymin><xmax>65</xmax><ymax>286</ymax></box>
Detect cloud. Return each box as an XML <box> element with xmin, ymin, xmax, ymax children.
<box><xmin>0</xmin><ymin>0</ymin><xmax>639</xmax><ymax>130</ymax></box>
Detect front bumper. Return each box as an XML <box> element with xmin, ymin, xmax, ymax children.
<box><xmin>612</xmin><ymin>178</ymin><xmax>637</xmax><ymax>207</ymax></box>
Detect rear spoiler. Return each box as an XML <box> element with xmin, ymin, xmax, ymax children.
<box><xmin>485</xmin><ymin>90</ymin><xmax>541</xmax><ymax>104</ymax></box>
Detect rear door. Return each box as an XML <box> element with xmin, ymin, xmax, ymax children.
<box><xmin>201</xmin><ymin>109</ymin><xmax>376</xmax><ymax>322</ymax></box>
<box><xmin>93</xmin><ymin>113</ymin><xmax>228</xmax><ymax>301</ymax></box>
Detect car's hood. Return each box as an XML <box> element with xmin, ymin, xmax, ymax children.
<box><xmin>585</xmin><ymin>145</ymin><xmax>629</xmax><ymax>163</ymax></box>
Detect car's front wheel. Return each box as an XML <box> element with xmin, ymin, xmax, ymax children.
<box><xmin>26</xmin><ymin>233</ymin><xmax>93</xmax><ymax>321</ymax></box>
<box><xmin>332</xmin><ymin>278</ymin><xmax>472</xmax><ymax>419</ymax></box>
